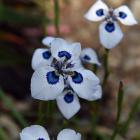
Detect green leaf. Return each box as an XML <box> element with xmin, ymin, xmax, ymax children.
<box><xmin>0</xmin><ymin>127</ymin><xmax>9</xmax><ymax>140</ymax></box>
<box><xmin>120</xmin><ymin>97</ymin><xmax>140</xmax><ymax>135</ymax></box>
<box><xmin>110</xmin><ymin>81</ymin><xmax>124</xmax><ymax>140</ymax></box>
<box><xmin>0</xmin><ymin>4</ymin><xmax>50</xmax><ymax>25</ymax></box>
<box><xmin>0</xmin><ymin>89</ymin><xmax>28</xmax><ymax>128</ymax></box>
<box><xmin>102</xmin><ymin>49</ymin><xmax>110</xmax><ymax>87</ymax></box>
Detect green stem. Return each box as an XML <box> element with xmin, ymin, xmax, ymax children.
<box><xmin>0</xmin><ymin>89</ymin><xmax>28</xmax><ymax>128</ymax></box>
<box><xmin>120</xmin><ymin>97</ymin><xmax>140</xmax><ymax>135</ymax></box>
<box><xmin>37</xmin><ymin>101</ymin><xmax>55</xmax><ymax>125</ymax></box>
<box><xmin>110</xmin><ymin>81</ymin><xmax>124</xmax><ymax>140</ymax></box>
<box><xmin>37</xmin><ymin>101</ymin><xmax>45</xmax><ymax>125</ymax></box>
<box><xmin>54</xmin><ymin>0</ymin><xmax>60</xmax><ymax>35</ymax></box>
<box><xmin>47</xmin><ymin>101</ymin><xmax>55</xmax><ymax>121</ymax></box>
<box><xmin>102</xmin><ymin>49</ymin><xmax>110</xmax><ymax>87</ymax></box>
<box><xmin>90</xmin><ymin>101</ymin><xmax>99</xmax><ymax>140</ymax></box>
<box><xmin>47</xmin><ymin>102</ymin><xmax>51</xmax><ymax>118</ymax></box>
<box><xmin>91</xmin><ymin>111</ymin><xmax>98</xmax><ymax>140</ymax></box>
<box><xmin>63</xmin><ymin>119</ymin><xmax>69</xmax><ymax>128</ymax></box>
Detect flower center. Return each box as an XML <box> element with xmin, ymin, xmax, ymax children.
<box><xmin>105</xmin><ymin>8</ymin><xmax>117</xmax><ymax>22</ymax></box>
<box><xmin>51</xmin><ymin>58</ymin><xmax>74</xmax><ymax>76</ymax></box>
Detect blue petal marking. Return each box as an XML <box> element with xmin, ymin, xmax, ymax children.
<box><xmin>37</xmin><ymin>138</ymin><xmax>45</xmax><ymax>140</ymax></box>
<box><xmin>105</xmin><ymin>22</ymin><xmax>115</xmax><ymax>33</ymax></box>
<box><xmin>119</xmin><ymin>12</ymin><xmax>127</xmax><ymax>19</ymax></box>
<box><xmin>46</xmin><ymin>71</ymin><xmax>59</xmax><ymax>84</ymax></box>
<box><xmin>83</xmin><ymin>55</ymin><xmax>91</xmax><ymax>61</ymax></box>
<box><xmin>58</xmin><ymin>51</ymin><xmax>71</xmax><ymax>60</ymax></box>
<box><xmin>42</xmin><ymin>51</ymin><xmax>51</xmax><ymax>59</ymax></box>
<box><xmin>64</xmin><ymin>92</ymin><xmax>74</xmax><ymax>103</ymax></box>
<box><xmin>96</xmin><ymin>9</ymin><xmax>104</xmax><ymax>16</ymax></box>
<box><xmin>72</xmin><ymin>71</ymin><xmax>83</xmax><ymax>84</ymax></box>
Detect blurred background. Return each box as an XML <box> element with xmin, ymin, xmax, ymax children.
<box><xmin>0</xmin><ymin>0</ymin><xmax>140</xmax><ymax>140</ymax></box>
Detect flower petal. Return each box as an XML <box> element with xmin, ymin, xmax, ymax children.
<box><xmin>51</xmin><ymin>38</ymin><xmax>81</xmax><ymax>61</ymax></box>
<box><xmin>68</xmin><ymin>69</ymin><xmax>102</xmax><ymax>101</ymax></box>
<box><xmin>31</xmin><ymin>48</ymin><xmax>52</xmax><ymax>70</ymax></box>
<box><xmin>31</xmin><ymin>66</ymin><xmax>64</xmax><ymax>100</ymax></box>
<box><xmin>42</xmin><ymin>36</ymin><xmax>55</xmax><ymax>47</ymax></box>
<box><xmin>80</xmin><ymin>48</ymin><xmax>101</xmax><ymax>66</ymax></box>
<box><xmin>56</xmin><ymin>90</ymin><xmax>80</xmax><ymax>119</ymax></box>
<box><xmin>57</xmin><ymin>129</ymin><xmax>81</xmax><ymax>140</ymax></box>
<box><xmin>66</xmin><ymin>59</ymin><xmax>83</xmax><ymax>71</ymax></box>
<box><xmin>84</xmin><ymin>0</ymin><xmax>109</xmax><ymax>22</ymax></box>
<box><xmin>20</xmin><ymin>125</ymin><xmax>50</xmax><ymax>140</ymax></box>
<box><xmin>114</xmin><ymin>5</ymin><xmax>138</xmax><ymax>26</ymax></box>
<box><xmin>99</xmin><ymin>21</ymin><xmax>123</xmax><ymax>49</ymax></box>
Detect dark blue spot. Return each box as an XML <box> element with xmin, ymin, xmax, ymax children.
<box><xmin>37</xmin><ymin>138</ymin><xmax>45</xmax><ymax>140</ymax></box>
<box><xmin>72</xmin><ymin>71</ymin><xmax>83</xmax><ymax>84</ymax></box>
<box><xmin>64</xmin><ymin>92</ymin><xmax>74</xmax><ymax>103</ymax></box>
<box><xmin>83</xmin><ymin>55</ymin><xmax>91</xmax><ymax>61</ymax></box>
<box><xmin>58</xmin><ymin>51</ymin><xmax>71</xmax><ymax>60</ymax></box>
<box><xmin>119</xmin><ymin>12</ymin><xmax>127</xmax><ymax>19</ymax></box>
<box><xmin>46</xmin><ymin>71</ymin><xmax>59</xmax><ymax>84</ymax></box>
<box><xmin>42</xmin><ymin>51</ymin><xmax>51</xmax><ymax>59</ymax></box>
<box><xmin>96</xmin><ymin>9</ymin><xmax>104</xmax><ymax>16</ymax></box>
<box><xmin>105</xmin><ymin>22</ymin><xmax>115</xmax><ymax>33</ymax></box>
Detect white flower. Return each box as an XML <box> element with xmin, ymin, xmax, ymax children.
<box><xmin>31</xmin><ymin>48</ymin><xmax>53</xmax><ymax>70</ymax></box>
<box><xmin>57</xmin><ymin>128</ymin><xmax>81</xmax><ymax>140</ymax></box>
<box><xmin>31</xmin><ymin>37</ymin><xmax>102</xmax><ymax>119</ymax></box>
<box><xmin>32</xmin><ymin>37</ymin><xmax>82</xmax><ymax>70</ymax></box>
<box><xmin>20</xmin><ymin>125</ymin><xmax>81</xmax><ymax>140</ymax></box>
<box><xmin>80</xmin><ymin>48</ymin><xmax>101</xmax><ymax>66</ymax></box>
<box><xmin>84</xmin><ymin>0</ymin><xmax>137</xmax><ymax>49</ymax></box>
<box><xmin>42</xmin><ymin>36</ymin><xmax>55</xmax><ymax>47</ymax></box>
<box><xmin>32</xmin><ymin>36</ymin><xmax>55</xmax><ymax>70</ymax></box>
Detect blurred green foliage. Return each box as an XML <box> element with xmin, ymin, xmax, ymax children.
<box><xmin>0</xmin><ymin>4</ymin><xmax>50</xmax><ymax>26</ymax></box>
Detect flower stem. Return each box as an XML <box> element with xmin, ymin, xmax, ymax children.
<box><xmin>37</xmin><ymin>101</ymin><xmax>45</xmax><ymax>125</ymax></box>
<box><xmin>0</xmin><ymin>89</ymin><xmax>28</xmax><ymax>128</ymax></box>
<box><xmin>63</xmin><ymin>119</ymin><xmax>69</xmax><ymax>128</ymax></box>
<box><xmin>102</xmin><ymin>49</ymin><xmax>110</xmax><ymax>87</ymax></box>
<box><xmin>37</xmin><ymin>101</ymin><xmax>53</xmax><ymax>125</ymax></box>
<box><xmin>119</xmin><ymin>97</ymin><xmax>140</xmax><ymax>135</ymax></box>
<box><xmin>47</xmin><ymin>101</ymin><xmax>55</xmax><ymax>120</ymax></box>
<box><xmin>110</xmin><ymin>81</ymin><xmax>124</xmax><ymax>140</ymax></box>
<box><xmin>91</xmin><ymin>111</ymin><xmax>98</xmax><ymax>139</ymax></box>
<box><xmin>54</xmin><ymin>0</ymin><xmax>60</xmax><ymax>35</ymax></box>
<box><xmin>91</xmin><ymin>101</ymin><xmax>99</xmax><ymax>140</ymax></box>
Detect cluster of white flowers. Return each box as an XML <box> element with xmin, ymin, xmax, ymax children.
<box><xmin>31</xmin><ymin>36</ymin><xmax>102</xmax><ymax>119</ymax></box>
<box><xmin>20</xmin><ymin>125</ymin><xmax>81</xmax><ymax>140</ymax></box>
<box><xmin>20</xmin><ymin>0</ymin><xmax>137</xmax><ymax>139</ymax></box>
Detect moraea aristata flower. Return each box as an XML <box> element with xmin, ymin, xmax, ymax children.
<box><xmin>84</xmin><ymin>0</ymin><xmax>137</xmax><ymax>49</ymax></box>
<box><xmin>31</xmin><ymin>37</ymin><xmax>102</xmax><ymax>119</ymax></box>
<box><xmin>20</xmin><ymin>125</ymin><xmax>81</xmax><ymax>140</ymax></box>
